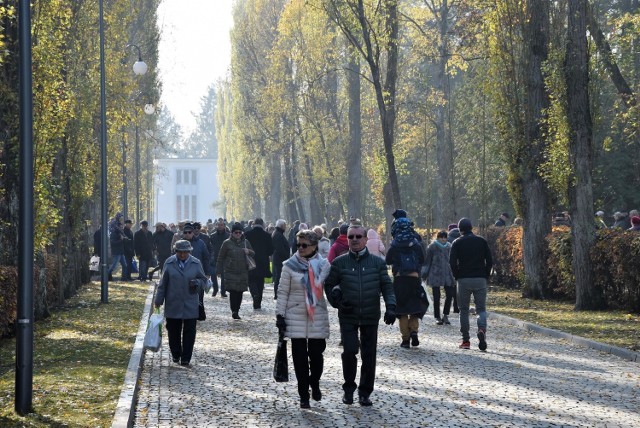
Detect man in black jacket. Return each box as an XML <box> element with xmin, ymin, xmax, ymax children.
<box><xmin>245</xmin><ymin>218</ymin><xmax>274</xmax><ymax>309</ymax></box>
<box><xmin>210</xmin><ymin>219</ymin><xmax>230</xmax><ymax>297</ymax></box>
<box><xmin>123</xmin><ymin>219</ymin><xmax>135</xmax><ymax>281</ymax></box>
<box><xmin>449</xmin><ymin>218</ymin><xmax>493</xmax><ymax>351</ymax></box>
<box><xmin>324</xmin><ymin>222</ymin><xmax>396</xmax><ymax>407</ymax></box>
<box><xmin>271</xmin><ymin>219</ymin><xmax>290</xmax><ymax>300</ymax></box>
<box><xmin>151</xmin><ymin>222</ymin><xmax>174</xmax><ymax>279</ymax></box>
<box><xmin>134</xmin><ymin>221</ymin><xmax>155</xmax><ymax>281</ymax></box>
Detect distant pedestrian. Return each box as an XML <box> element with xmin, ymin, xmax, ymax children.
<box><xmin>313</xmin><ymin>226</ymin><xmax>331</xmax><ymax>259</ymax></box>
<box><xmin>327</xmin><ymin>223</ymin><xmax>349</xmax><ymax>263</ymax></box>
<box><xmin>288</xmin><ymin>220</ymin><xmax>301</xmax><ymax>254</ymax></box>
<box><xmin>328</xmin><ymin>227</ymin><xmax>340</xmax><ymax>245</ymax></box>
<box><xmin>271</xmin><ymin>219</ymin><xmax>290</xmax><ymax>300</ymax></box>
<box><xmin>134</xmin><ymin>220</ymin><xmax>154</xmax><ymax>281</ymax></box>
<box><xmin>324</xmin><ymin>222</ymin><xmax>396</xmax><ymax>407</ymax></box>
<box><xmin>154</xmin><ymin>239</ymin><xmax>207</xmax><ymax>366</ymax></box>
<box><xmin>216</xmin><ymin>222</ymin><xmax>254</xmax><ymax>319</ymax></box>
<box><xmin>629</xmin><ymin>216</ymin><xmax>640</xmax><ymax>231</ymax></box>
<box><xmin>612</xmin><ymin>212</ymin><xmax>631</xmax><ymax>229</ymax></box>
<box><xmin>423</xmin><ymin>230</ymin><xmax>457</xmax><ymax>325</ymax></box>
<box><xmin>210</xmin><ymin>219</ymin><xmax>230</xmax><ymax>297</ymax></box>
<box><xmin>245</xmin><ymin>218</ymin><xmax>274</xmax><ymax>309</ymax></box>
<box><xmin>276</xmin><ymin>229</ymin><xmax>331</xmax><ymax>409</ymax></box>
<box><xmin>447</xmin><ymin>223</ymin><xmax>461</xmax><ymax>243</ymax></box>
<box><xmin>494</xmin><ymin>212</ymin><xmax>510</xmax><ymax>227</ymax></box>
<box><xmin>108</xmin><ymin>213</ymin><xmax>128</xmax><ymax>281</ymax></box>
<box><xmin>595</xmin><ymin>211</ymin><xmax>608</xmax><ymax>230</ymax></box>
<box><xmin>151</xmin><ymin>222</ymin><xmax>173</xmax><ymax>279</ymax></box>
<box><xmin>123</xmin><ymin>219</ymin><xmax>135</xmax><ymax>281</ymax></box>
<box><xmin>365</xmin><ymin>228</ymin><xmax>386</xmax><ymax>259</ymax></box>
<box><xmin>450</xmin><ymin>218</ymin><xmax>492</xmax><ymax>351</ymax></box>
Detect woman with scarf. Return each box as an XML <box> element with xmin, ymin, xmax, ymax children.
<box><xmin>275</xmin><ymin>229</ymin><xmax>330</xmax><ymax>409</ymax></box>
<box><xmin>423</xmin><ymin>230</ymin><xmax>457</xmax><ymax>325</ymax></box>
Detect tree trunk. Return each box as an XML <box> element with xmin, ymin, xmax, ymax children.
<box><xmin>522</xmin><ymin>0</ymin><xmax>551</xmax><ymax>299</ymax></box>
<box><xmin>346</xmin><ymin>48</ymin><xmax>362</xmax><ymax>218</ymax></box>
<box><xmin>266</xmin><ymin>154</ymin><xmax>281</xmax><ymax>221</ymax></box>
<box><xmin>283</xmin><ymin>146</ymin><xmax>298</xmax><ymax>222</ymax></box>
<box><xmin>565</xmin><ymin>0</ymin><xmax>605</xmax><ymax>310</ymax></box>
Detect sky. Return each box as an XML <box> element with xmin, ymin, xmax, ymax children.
<box><xmin>157</xmin><ymin>0</ymin><xmax>234</xmax><ymax>135</ymax></box>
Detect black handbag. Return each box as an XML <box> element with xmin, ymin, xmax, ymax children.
<box><xmin>273</xmin><ymin>332</ymin><xmax>289</xmax><ymax>382</ymax></box>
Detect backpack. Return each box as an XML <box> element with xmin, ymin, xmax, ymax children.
<box><xmin>391</xmin><ymin>240</ymin><xmax>421</xmax><ymax>275</ymax></box>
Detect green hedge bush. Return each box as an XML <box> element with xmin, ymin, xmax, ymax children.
<box><xmin>486</xmin><ymin>226</ymin><xmax>640</xmax><ymax>311</ymax></box>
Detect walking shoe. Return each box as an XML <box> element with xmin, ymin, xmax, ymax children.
<box><xmin>410</xmin><ymin>331</ymin><xmax>420</xmax><ymax>347</ymax></box>
<box><xmin>459</xmin><ymin>341</ymin><xmax>471</xmax><ymax>349</ymax></box>
<box><xmin>180</xmin><ymin>361</ymin><xmax>190</xmax><ymax>366</ymax></box>
<box><xmin>342</xmin><ymin>392</ymin><xmax>354</xmax><ymax>405</ymax></box>
<box><xmin>358</xmin><ymin>395</ymin><xmax>373</xmax><ymax>406</ymax></box>
<box><xmin>435</xmin><ymin>317</ymin><xmax>444</xmax><ymax>325</ymax></box>
<box><xmin>172</xmin><ymin>357</ymin><xmax>180</xmax><ymax>363</ymax></box>
<box><xmin>477</xmin><ymin>328</ymin><xmax>487</xmax><ymax>351</ymax></box>
<box><xmin>211</xmin><ymin>282</ymin><xmax>218</xmax><ymax>297</ymax></box>
<box><xmin>311</xmin><ymin>386</ymin><xmax>322</xmax><ymax>401</ymax></box>
<box><xmin>442</xmin><ymin>315</ymin><xmax>450</xmax><ymax>325</ymax></box>
<box><xmin>221</xmin><ymin>292</ymin><xmax>227</xmax><ymax>298</ymax></box>
<box><xmin>400</xmin><ymin>340</ymin><xmax>410</xmax><ymax>349</ymax></box>
<box><xmin>299</xmin><ymin>399</ymin><xmax>310</xmax><ymax>409</ymax></box>
<box><xmin>232</xmin><ymin>312</ymin><xmax>241</xmax><ymax>320</ymax></box>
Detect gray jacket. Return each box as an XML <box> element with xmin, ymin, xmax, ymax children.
<box><xmin>423</xmin><ymin>241</ymin><xmax>456</xmax><ymax>288</ymax></box>
<box><xmin>155</xmin><ymin>255</ymin><xmax>207</xmax><ymax>319</ymax></box>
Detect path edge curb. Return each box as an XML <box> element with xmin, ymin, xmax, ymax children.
<box><xmin>111</xmin><ymin>282</ymin><xmax>156</xmax><ymax>428</ymax></box>
<box><xmin>488</xmin><ymin>311</ymin><xmax>639</xmax><ymax>362</ymax></box>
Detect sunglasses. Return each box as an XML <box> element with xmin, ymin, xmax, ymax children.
<box><xmin>296</xmin><ymin>243</ymin><xmax>314</xmax><ymax>249</ymax></box>
<box><xmin>183</xmin><ymin>231</ymin><xmax>193</xmax><ymax>234</ymax></box>
<box><xmin>232</xmin><ymin>231</ymin><xmax>242</xmax><ymax>234</ymax></box>
<box><xmin>347</xmin><ymin>234</ymin><xmax>363</xmax><ymax>240</ymax></box>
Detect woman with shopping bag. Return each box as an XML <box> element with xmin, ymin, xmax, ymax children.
<box><xmin>155</xmin><ymin>239</ymin><xmax>207</xmax><ymax>366</ymax></box>
<box><xmin>275</xmin><ymin>229</ymin><xmax>331</xmax><ymax>409</ymax></box>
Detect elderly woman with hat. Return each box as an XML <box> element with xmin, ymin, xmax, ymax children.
<box><xmin>216</xmin><ymin>222</ymin><xmax>255</xmax><ymax>319</ymax></box>
<box><xmin>155</xmin><ymin>239</ymin><xmax>208</xmax><ymax>366</ymax></box>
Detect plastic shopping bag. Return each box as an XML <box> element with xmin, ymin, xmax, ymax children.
<box><xmin>204</xmin><ymin>278</ymin><xmax>213</xmax><ymax>294</ymax></box>
<box><xmin>143</xmin><ymin>311</ymin><xmax>164</xmax><ymax>352</ymax></box>
<box><xmin>89</xmin><ymin>255</ymin><xmax>100</xmax><ymax>272</ymax></box>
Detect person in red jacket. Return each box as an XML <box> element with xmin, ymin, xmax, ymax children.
<box><xmin>327</xmin><ymin>223</ymin><xmax>349</xmax><ymax>263</ymax></box>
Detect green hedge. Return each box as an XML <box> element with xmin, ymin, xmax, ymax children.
<box><xmin>486</xmin><ymin>226</ymin><xmax>640</xmax><ymax>311</ymax></box>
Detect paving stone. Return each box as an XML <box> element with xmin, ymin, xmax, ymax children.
<box><xmin>133</xmin><ymin>285</ymin><xmax>640</xmax><ymax>427</ymax></box>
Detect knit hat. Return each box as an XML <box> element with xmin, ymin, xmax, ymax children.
<box><xmin>458</xmin><ymin>218</ymin><xmax>472</xmax><ymax>233</ymax></box>
<box><xmin>231</xmin><ymin>222</ymin><xmax>244</xmax><ymax>232</ymax></box>
<box><xmin>448</xmin><ymin>223</ymin><xmax>458</xmax><ymax>231</ymax></box>
<box><xmin>501</xmin><ymin>212</ymin><xmax>510</xmax><ymax>218</ymax></box>
<box><xmin>632</xmin><ymin>216</ymin><xmax>640</xmax><ymax>226</ymax></box>
<box><xmin>174</xmin><ymin>240</ymin><xmax>193</xmax><ymax>252</ymax></box>
<box><xmin>392</xmin><ymin>209</ymin><xmax>407</xmax><ymax>219</ymax></box>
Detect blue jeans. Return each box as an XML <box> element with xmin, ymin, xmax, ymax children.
<box><xmin>108</xmin><ymin>254</ymin><xmax>127</xmax><ymax>278</ymax></box>
<box><xmin>457</xmin><ymin>278</ymin><xmax>487</xmax><ymax>341</ymax></box>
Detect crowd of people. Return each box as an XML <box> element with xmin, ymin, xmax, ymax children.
<box><xmin>95</xmin><ymin>211</ymin><xmax>494</xmax><ymax>408</ymax></box>
<box><xmin>492</xmin><ymin>209</ymin><xmax>640</xmax><ymax>230</ymax></box>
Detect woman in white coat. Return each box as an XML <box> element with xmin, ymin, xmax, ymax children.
<box><xmin>276</xmin><ymin>229</ymin><xmax>331</xmax><ymax>409</ymax></box>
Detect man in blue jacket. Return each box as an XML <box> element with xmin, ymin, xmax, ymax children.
<box><xmin>324</xmin><ymin>222</ymin><xmax>396</xmax><ymax>407</ymax></box>
<box><xmin>449</xmin><ymin>218</ymin><xmax>493</xmax><ymax>351</ymax></box>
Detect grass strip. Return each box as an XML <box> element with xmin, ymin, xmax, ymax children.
<box><xmin>0</xmin><ymin>281</ymin><xmax>148</xmax><ymax>428</ymax></box>
<box><xmin>488</xmin><ymin>286</ymin><xmax>640</xmax><ymax>352</ymax></box>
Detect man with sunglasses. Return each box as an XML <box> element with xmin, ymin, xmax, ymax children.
<box><xmin>324</xmin><ymin>222</ymin><xmax>396</xmax><ymax>407</ymax></box>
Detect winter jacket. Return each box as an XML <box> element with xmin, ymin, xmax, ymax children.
<box><xmin>245</xmin><ymin>225</ymin><xmax>275</xmax><ymax>278</ymax></box>
<box><xmin>366</xmin><ymin>229</ymin><xmax>386</xmax><ymax>258</ymax></box>
<box><xmin>109</xmin><ymin>227</ymin><xmax>126</xmax><ymax>256</ymax></box>
<box><xmin>272</xmin><ymin>227</ymin><xmax>290</xmax><ymax>266</ymax></box>
<box><xmin>210</xmin><ymin>229</ymin><xmax>230</xmax><ymax>260</ymax></box>
<box><xmin>447</xmin><ymin>228</ymin><xmax>461</xmax><ymax>243</ymax></box>
<box><xmin>423</xmin><ymin>240</ymin><xmax>455</xmax><ymax>288</ymax></box>
<box><xmin>288</xmin><ymin>221</ymin><xmax>301</xmax><ymax>254</ymax></box>
<box><xmin>327</xmin><ymin>234</ymin><xmax>349</xmax><ymax>263</ymax></box>
<box><xmin>216</xmin><ymin>237</ymin><xmax>254</xmax><ymax>292</ymax></box>
<box><xmin>449</xmin><ymin>232</ymin><xmax>493</xmax><ymax>280</ymax></box>
<box><xmin>155</xmin><ymin>254</ymin><xmax>207</xmax><ymax>319</ymax></box>
<box><xmin>134</xmin><ymin>229</ymin><xmax>154</xmax><ymax>261</ymax></box>
<box><xmin>185</xmin><ymin>237</ymin><xmax>210</xmax><ymax>276</ymax></box>
<box><xmin>123</xmin><ymin>227</ymin><xmax>135</xmax><ymax>257</ymax></box>
<box><xmin>385</xmin><ymin>238</ymin><xmax>425</xmax><ymax>277</ymax></box>
<box><xmin>153</xmin><ymin>229</ymin><xmax>174</xmax><ymax>260</ymax></box>
<box><xmin>324</xmin><ymin>249</ymin><xmax>396</xmax><ymax>326</ymax></box>
<box><xmin>276</xmin><ymin>252</ymin><xmax>330</xmax><ymax>339</ymax></box>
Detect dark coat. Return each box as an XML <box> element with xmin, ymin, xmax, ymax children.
<box><xmin>210</xmin><ymin>229</ymin><xmax>230</xmax><ymax>260</ymax></box>
<box><xmin>134</xmin><ymin>229</ymin><xmax>154</xmax><ymax>261</ymax></box>
<box><xmin>327</xmin><ymin>235</ymin><xmax>349</xmax><ymax>263</ymax></box>
<box><xmin>123</xmin><ymin>227</ymin><xmax>135</xmax><ymax>257</ymax></box>
<box><xmin>93</xmin><ymin>228</ymin><xmax>102</xmax><ymax>257</ymax></box>
<box><xmin>185</xmin><ymin>237</ymin><xmax>210</xmax><ymax>276</ymax></box>
<box><xmin>153</xmin><ymin>229</ymin><xmax>174</xmax><ymax>260</ymax></box>
<box><xmin>450</xmin><ymin>232</ymin><xmax>493</xmax><ymax>279</ymax></box>
<box><xmin>109</xmin><ymin>227</ymin><xmax>126</xmax><ymax>256</ymax></box>
<box><xmin>324</xmin><ymin>249</ymin><xmax>396</xmax><ymax>326</ymax></box>
<box><xmin>155</xmin><ymin>255</ymin><xmax>207</xmax><ymax>319</ymax></box>
<box><xmin>216</xmin><ymin>237</ymin><xmax>254</xmax><ymax>292</ymax></box>
<box><xmin>245</xmin><ymin>225</ymin><xmax>274</xmax><ymax>278</ymax></box>
<box><xmin>271</xmin><ymin>227</ymin><xmax>290</xmax><ymax>267</ymax></box>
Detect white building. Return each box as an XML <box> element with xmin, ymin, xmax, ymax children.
<box><xmin>154</xmin><ymin>158</ymin><xmax>221</xmax><ymax>224</ymax></box>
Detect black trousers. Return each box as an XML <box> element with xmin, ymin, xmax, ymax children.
<box><xmin>291</xmin><ymin>338</ymin><xmax>326</xmax><ymax>400</ymax></box>
<box><xmin>124</xmin><ymin>254</ymin><xmax>134</xmax><ymax>279</ymax></box>
<box><xmin>248</xmin><ymin>277</ymin><xmax>265</xmax><ymax>308</ymax></box>
<box><xmin>228</xmin><ymin>290</ymin><xmax>243</xmax><ymax>313</ymax></box>
<box><xmin>272</xmin><ymin>262</ymin><xmax>283</xmax><ymax>297</ymax></box>
<box><xmin>341</xmin><ymin>322</ymin><xmax>378</xmax><ymax>397</ymax></box>
<box><xmin>166</xmin><ymin>318</ymin><xmax>197</xmax><ymax>364</ymax></box>
<box><xmin>432</xmin><ymin>286</ymin><xmax>458</xmax><ymax>318</ymax></box>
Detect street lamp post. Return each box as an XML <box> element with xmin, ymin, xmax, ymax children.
<box><xmin>122</xmin><ymin>129</ymin><xmax>128</xmax><ymax>221</ymax></box>
<box><xmin>99</xmin><ymin>0</ymin><xmax>109</xmax><ymax>304</ymax></box>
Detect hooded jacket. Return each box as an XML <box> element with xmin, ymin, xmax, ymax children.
<box><xmin>327</xmin><ymin>234</ymin><xmax>349</xmax><ymax>263</ymax></box>
<box><xmin>366</xmin><ymin>229</ymin><xmax>386</xmax><ymax>258</ymax></box>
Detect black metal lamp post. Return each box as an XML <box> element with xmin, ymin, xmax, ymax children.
<box><xmin>122</xmin><ymin>129</ymin><xmax>128</xmax><ymax>221</ymax></box>
<box><xmin>99</xmin><ymin>0</ymin><xmax>109</xmax><ymax>304</ymax></box>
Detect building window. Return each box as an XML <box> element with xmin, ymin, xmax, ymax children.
<box><xmin>192</xmin><ymin>195</ymin><xmax>197</xmax><ymax>219</ymax></box>
<box><xmin>176</xmin><ymin>169</ymin><xmax>182</xmax><ymax>185</ymax></box>
<box><xmin>192</xmin><ymin>170</ymin><xmax>197</xmax><ymax>185</ymax></box>
<box><xmin>176</xmin><ymin>195</ymin><xmax>182</xmax><ymax>221</ymax></box>
<box><xmin>184</xmin><ymin>195</ymin><xmax>190</xmax><ymax>219</ymax></box>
